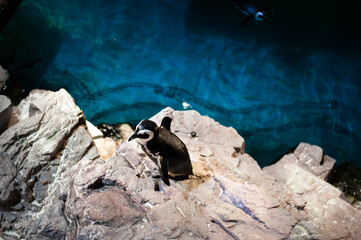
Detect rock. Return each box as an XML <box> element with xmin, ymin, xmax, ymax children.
<box><xmin>87</xmin><ymin>120</ymin><xmax>118</xmax><ymax>160</ymax></box>
<box><xmin>91</xmin><ymin>123</ymin><xmax>133</xmax><ymax>160</ymax></box>
<box><xmin>10</xmin><ymin>89</ymin><xmax>50</xmax><ymax>123</ymax></box>
<box><xmin>293</xmin><ymin>142</ymin><xmax>336</xmax><ymax>180</ymax></box>
<box><xmin>0</xmin><ymin>152</ymin><xmax>19</xmax><ymax>209</ymax></box>
<box><xmin>264</xmin><ymin>159</ymin><xmax>361</xmax><ymax>239</ymax></box>
<box><xmin>0</xmin><ymin>89</ymin><xmax>85</xmax><ymax>184</ymax></box>
<box><xmin>66</xmin><ymin>187</ymin><xmax>146</xmax><ymax>239</ymax></box>
<box><xmin>263</xmin><ymin>144</ymin><xmax>360</xmax><ymax>239</ymax></box>
<box><xmin>94</xmin><ymin>137</ymin><xmax>117</xmax><ymax>160</ymax></box>
<box><xmin>4</xmin><ymin>104</ymin><xmax>302</xmax><ymax>239</ymax></box>
<box><xmin>118</xmin><ymin>123</ymin><xmax>134</xmax><ymax>141</ymax></box>
<box><xmin>269</xmin><ymin>142</ymin><xmax>336</xmax><ymax>180</ymax></box>
<box><xmin>86</xmin><ymin>121</ymin><xmax>124</xmax><ymax>160</ymax></box>
<box><xmin>1</xmin><ymin>91</ymin><xmax>360</xmax><ymax>240</ymax></box>
<box><xmin>86</xmin><ymin>120</ymin><xmax>103</xmax><ymax>139</ymax></box>
<box><xmin>0</xmin><ymin>94</ymin><xmax>12</xmax><ymax>133</ymax></box>
<box><xmin>110</xmin><ymin>107</ymin><xmax>306</xmax><ymax>240</ymax></box>
<box><xmin>0</xmin><ymin>89</ymin><xmax>100</xmax><ymax>238</ymax></box>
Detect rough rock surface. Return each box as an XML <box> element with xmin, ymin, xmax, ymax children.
<box><xmin>293</xmin><ymin>142</ymin><xmax>336</xmax><ymax>180</ymax></box>
<box><xmin>264</xmin><ymin>145</ymin><xmax>361</xmax><ymax>239</ymax></box>
<box><xmin>86</xmin><ymin>120</ymin><xmax>118</xmax><ymax>160</ymax></box>
<box><xmin>0</xmin><ymin>89</ymin><xmax>100</xmax><ymax>238</ymax></box>
<box><xmin>0</xmin><ymin>89</ymin><xmax>360</xmax><ymax>240</ymax></box>
<box><xmin>0</xmin><ymin>94</ymin><xmax>12</xmax><ymax>133</ymax></box>
<box><xmin>269</xmin><ymin>142</ymin><xmax>336</xmax><ymax>181</ymax></box>
<box><xmin>86</xmin><ymin>120</ymin><xmax>104</xmax><ymax>139</ymax></box>
<box><xmin>93</xmin><ymin>137</ymin><xmax>117</xmax><ymax>160</ymax></box>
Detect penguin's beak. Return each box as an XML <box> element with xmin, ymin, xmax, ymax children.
<box><xmin>128</xmin><ymin>132</ymin><xmax>138</xmax><ymax>142</ymax></box>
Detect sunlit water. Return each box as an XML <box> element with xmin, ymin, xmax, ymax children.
<box><xmin>1</xmin><ymin>0</ymin><xmax>360</xmax><ymax>168</ymax></box>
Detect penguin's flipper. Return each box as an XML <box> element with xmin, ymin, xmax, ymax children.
<box><xmin>240</xmin><ymin>17</ymin><xmax>250</xmax><ymax>26</ymax></box>
<box><xmin>160</xmin><ymin>116</ymin><xmax>172</xmax><ymax>131</ymax></box>
<box><xmin>157</xmin><ymin>155</ymin><xmax>170</xmax><ymax>186</ymax></box>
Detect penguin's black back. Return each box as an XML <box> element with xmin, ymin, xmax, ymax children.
<box><xmin>146</xmin><ymin>127</ymin><xmax>192</xmax><ymax>175</ymax></box>
<box><xmin>147</xmin><ymin>127</ymin><xmax>188</xmax><ymax>158</ymax></box>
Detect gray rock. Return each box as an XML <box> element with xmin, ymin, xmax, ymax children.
<box><xmin>0</xmin><ymin>152</ymin><xmax>19</xmax><ymax>209</ymax></box>
<box><xmin>1</xmin><ymin>90</ymin><xmax>360</xmax><ymax>240</ymax></box>
<box><xmin>65</xmin><ymin>187</ymin><xmax>146</xmax><ymax>239</ymax></box>
<box><xmin>264</xmin><ymin>157</ymin><xmax>361</xmax><ymax>239</ymax></box>
<box><xmin>86</xmin><ymin>120</ymin><xmax>103</xmax><ymax>139</ymax></box>
<box><xmin>62</xmin><ymin>106</ymin><xmax>360</xmax><ymax>240</ymax></box>
<box><xmin>0</xmin><ymin>89</ymin><xmax>85</xmax><ymax>187</ymax></box>
<box><xmin>293</xmin><ymin>142</ymin><xmax>336</xmax><ymax>180</ymax></box>
<box><xmin>0</xmin><ymin>94</ymin><xmax>12</xmax><ymax>133</ymax></box>
<box><xmin>0</xmin><ymin>89</ymin><xmax>100</xmax><ymax>239</ymax></box>
<box><xmin>265</xmin><ymin>142</ymin><xmax>336</xmax><ymax>181</ymax></box>
<box><xmin>109</xmin><ymin>107</ymin><xmax>306</xmax><ymax>240</ymax></box>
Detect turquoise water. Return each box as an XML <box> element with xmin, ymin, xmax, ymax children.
<box><xmin>1</xmin><ymin>0</ymin><xmax>360</xmax><ymax>167</ymax></box>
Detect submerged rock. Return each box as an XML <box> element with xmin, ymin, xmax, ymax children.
<box><xmin>327</xmin><ymin>162</ymin><xmax>361</xmax><ymax>208</ymax></box>
<box><xmin>0</xmin><ymin>0</ymin><xmax>23</xmax><ymax>32</ymax></box>
<box><xmin>0</xmin><ymin>89</ymin><xmax>360</xmax><ymax>240</ymax></box>
<box><xmin>0</xmin><ymin>65</ymin><xmax>9</xmax><ymax>90</ymax></box>
<box><xmin>0</xmin><ymin>65</ymin><xmax>27</xmax><ymax>106</ymax></box>
<box><xmin>96</xmin><ymin>122</ymin><xmax>123</xmax><ymax>141</ymax></box>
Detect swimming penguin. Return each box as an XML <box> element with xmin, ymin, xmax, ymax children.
<box><xmin>128</xmin><ymin>116</ymin><xmax>193</xmax><ymax>186</ymax></box>
<box><xmin>230</xmin><ymin>0</ymin><xmax>267</xmax><ymax>25</ymax></box>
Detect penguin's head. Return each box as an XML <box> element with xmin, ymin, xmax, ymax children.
<box><xmin>128</xmin><ymin>119</ymin><xmax>159</xmax><ymax>145</ymax></box>
<box><xmin>255</xmin><ymin>11</ymin><xmax>266</xmax><ymax>21</ymax></box>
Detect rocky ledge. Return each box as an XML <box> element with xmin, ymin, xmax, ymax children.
<box><xmin>0</xmin><ymin>89</ymin><xmax>360</xmax><ymax>240</ymax></box>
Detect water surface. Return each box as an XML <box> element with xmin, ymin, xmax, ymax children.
<box><xmin>1</xmin><ymin>0</ymin><xmax>360</xmax><ymax>167</ymax></box>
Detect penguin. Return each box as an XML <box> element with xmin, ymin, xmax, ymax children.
<box><xmin>128</xmin><ymin>116</ymin><xmax>193</xmax><ymax>186</ymax></box>
<box><xmin>230</xmin><ymin>0</ymin><xmax>267</xmax><ymax>25</ymax></box>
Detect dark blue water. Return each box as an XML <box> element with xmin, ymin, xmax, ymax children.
<box><xmin>1</xmin><ymin>0</ymin><xmax>361</xmax><ymax>168</ymax></box>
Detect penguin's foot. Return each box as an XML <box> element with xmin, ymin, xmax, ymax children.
<box><xmin>151</xmin><ymin>174</ymin><xmax>161</xmax><ymax>179</ymax></box>
<box><xmin>169</xmin><ymin>174</ymin><xmax>191</xmax><ymax>181</ymax></box>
